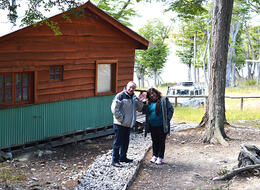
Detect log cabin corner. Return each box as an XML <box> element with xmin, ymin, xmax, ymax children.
<box><xmin>0</xmin><ymin>1</ymin><xmax>149</xmax><ymax>150</ymax></box>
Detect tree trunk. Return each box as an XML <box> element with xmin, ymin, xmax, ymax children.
<box><xmin>226</xmin><ymin>22</ymin><xmax>240</xmax><ymax>87</ymax></box>
<box><xmin>203</xmin><ymin>32</ymin><xmax>211</xmax><ymax>87</ymax></box>
<box><xmin>141</xmin><ymin>70</ymin><xmax>145</xmax><ymax>88</ymax></box>
<box><xmin>245</xmin><ymin>21</ymin><xmax>256</xmax><ymax>61</ymax></box>
<box><xmin>202</xmin><ymin>0</ymin><xmax>234</xmax><ymax>146</ymax></box>
<box><xmin>231</xmin><ymin>62</ymin><xmax>236</xmax><ymax>87</ymax></box>
<box><xmin>153</xmin><ymin>69</ymin><xmax>157</xmax><ymax>87</ymax></box>
<box><xmin>257</xmin><ymin>27</ymin><xmax>260</xmax><ymax>85</ymax></box>
<box><xmin>257</xmin><ymin>62</ymin><xmax>260</xmax><ymax>85</ymax></box>
<box><xmin>242</xmin><ymin>42</ymin><xmax>253</xmax><ymax>80</ymax></box>
<box><xmin>207</xmin><ymin>6</ymin><xmax>212</xmax><ymax>85</ymax></box>
<box><xmin>194</xmin><ymin>32</ymin><xmax>197</xmax><ymax>83</ymax></box>
<box><xmin>197</xmin><ymin>68</ymin><xmax>200</xmax><ymax>83</ymax></box>
<box><xmin>188</xmin><ymin>64</ymin><xmax>192</xmax><ymax>81</ymax></box>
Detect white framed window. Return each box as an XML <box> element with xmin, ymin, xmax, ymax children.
<box><xmin>95</xmin><ymin>60</ymin><xmax>118</xmax><ymax>95</ymax></box>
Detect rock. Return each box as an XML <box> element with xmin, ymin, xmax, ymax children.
<box><xmin>74</xmin><ymin>133</ymin><xmax>152</xmax><ymax>190</ymax></box>
<box><xmin>31</xmin><ymin>177</ymin><xmax>39</xmax><ymax>181</ymax></box>
<box><xmin>16</xmin><ymin>152</ymin><xmax>33</xmax><ymax>162</ymax></box>
<box><xmin>5</xmin><ymin>152</ymin><xmax>12</xmax><ymax>160</ymax></box>
<box><xmin>0</xmin><ymin>150</ymin><xmax>9</xmax><ymax>161</ymax></box>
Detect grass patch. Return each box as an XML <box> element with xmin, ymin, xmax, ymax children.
<box><xmin>226</xmin><ymin>85</ymin><xmax>260</xmax><ymax>96</ymax></box>
<box><xmin>164</xmin><ymin>85</ymin><xmax>260</xmax><ymax>124</ymax></box>
<box><xmin>141</xmin><ymin>85</ymin><xmax>260</xmax><ymax>123</ymax></box>
<box><xmin>0</xmin><ymin>167</ymin><xmax>28</xmax><ymax>187</ymax></box>
<box><xmin>173</xmin><ymin>106</ymin><xmax>205</xmax><ymax>123</ymax></box>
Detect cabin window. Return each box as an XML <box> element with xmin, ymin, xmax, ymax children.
<box><xmin>95</xmin><ymin>60</ymin><xmax>118</xmax><ymax>95</ymax></box>
<box><xmin>0</xmin><ymin>73</ymin><xmax>12</xmax><ymax>103</ymax></box>
<box><xmin>50</xmin><ymin>66</ymin><xmax>63</xmax><ymax>81</ymax></box>
<box><xmin>0</xmin><ymin>72</ymin><xmax>33</xmax><ymax>105</ymax></box>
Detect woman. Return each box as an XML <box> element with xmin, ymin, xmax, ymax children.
<box><xmin>144</xmin><ymin>88</ymin><xmax>174</xmax><ymax>165</ymax></box>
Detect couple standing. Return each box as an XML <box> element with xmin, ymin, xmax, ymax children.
<box><xmin>111</xmin><ymin>81</ymin><xmax>174</xmax><ymax>167</ymax></box>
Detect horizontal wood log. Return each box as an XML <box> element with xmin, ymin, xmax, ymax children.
<box><xmin>213</xmin><ymin>164</ymin><xmax>260</xmax><ymax>181</ymax></box>
<box><xmin>38</xmin><ymin>78</ymin><xmax>95</xmax><ymax>90</ymax></box>
<box><xmin>214</xmin><ymin>144</ymin><xmax>260</xmax><ymax>181</ymax></box>
<box><xmin>37</xmin><ymin>90</ymin><xmax>94</xmax><ymax>103</ymax></box>
<box><xmin>38</xmin><ymin>83</ymin><xmax>95</xmax><ymax>96</ymax></box>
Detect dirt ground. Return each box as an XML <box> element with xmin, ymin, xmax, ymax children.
<box><xmin>1</xmin><ymin>122</ymin><xmax>260</xmax><ymax>190</ymax></box>
<box><xmin>0</xmin><ymin>137</ymin><xmax>114</xmax><ymax>190</ymax></box>
<box><xmin>129</xmin><ymin>122</ymin><xmax>260</xmax><ymax>190</ymax></box>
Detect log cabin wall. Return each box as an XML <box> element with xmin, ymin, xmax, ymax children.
<box><xmin>0</xmin><ymin>6</ymin><xmax>139</xmax><ymax>105</ymax></box>
<box><xmin>0</xmin><ymin>2</ymin><xmax>149</xmax><ymax>149</ymax></box>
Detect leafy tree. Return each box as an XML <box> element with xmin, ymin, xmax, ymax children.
<box><xmin>166</xmin><ymin>0</ymin><xmax>207</xmax><ymax>20</ymax></box>
<box><xmin>167</xmin><ymin>0</ymin><xmax>236</xmax><ymax>145</ymax></box>
<box><xmin>0</xmin><ymin>0</ymin><xmax>139</xmax><ymax>34</ymax></box>
<box><xmin>171</xmin><ymin>7</ymin><xmax>208</xmax><ymax>83</ymax></box>
<box><xmin>135</xmin><ymin>19</ymin><xmax>170</xmax><ymax>87</ymax></box>
<box><xmin>92</xmin><ymin>0</ymin><xmax>137</xmax><ymax>26</ymax></box>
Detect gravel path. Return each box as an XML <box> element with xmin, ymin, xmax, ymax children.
<box><xmin>74</xmin><ymin>133</ymin><xmax>152</xmax><ymax>190</ymax></box>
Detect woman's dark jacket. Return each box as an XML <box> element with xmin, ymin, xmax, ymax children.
<box><xmin>143</xmin><ymin>97</ymin><xmax>174</xmax><ymax>137</ymax></box>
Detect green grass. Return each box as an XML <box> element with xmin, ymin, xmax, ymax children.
<box><xmin>173</xmin><ymin>106</ymin><xmax>205</xmax><ymax>123</ymax></box>
<box><xmin>158</xmin><ymin>85</ymin><xmax>260</xmax><ymax>124</ymax></box>
<box><xmin>139</xmin><ymin>85</ymin><xmax>260</xmax><ymax>124</ymax></box>
<box><xmin>0</xmin><ymin>167</ymin><xmax>28</xmax><ymax>187</ymax></box>
<box><xmin>226</xmin><ymin>85</ymin><xmax>260</xmax><ymax>96</ymax></box>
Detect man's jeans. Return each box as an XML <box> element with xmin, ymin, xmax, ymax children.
<box><xmin>112</xmin><ymin>124</ymin><xmax>130</xmax><ymax>163</ymax></box>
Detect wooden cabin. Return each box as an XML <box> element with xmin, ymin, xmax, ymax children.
<box><xmin>0</xmin><ymin>1</ymin><xmax>149</xmax><ymax>149</ymax></box>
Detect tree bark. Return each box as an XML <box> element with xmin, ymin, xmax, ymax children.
<box><xmin>231</xmin><ymin>62</ymin><xmax>236</xmax><ymax>87</ymax></box>
<box><xmin>188</xmin><ymin>64</ymin><xmax>192</xmax><ymax>81</ymax></box>
<box><xmin>194</xmin><ymin>32</ymin><xmax>197</xmax><ymax>83</ymax></box>
<box><xmin>141</xmin><ymin>70</ymin><xmax>145</xmax><ymax>88</ymax></box>
<box><xmin>203</xmin><ymin>32</ymin><xmax>211</xmax><ymax>87</ymax></box>
<box><xmin>207</xmin><ymin>6</ymin><xmax>212</xmax><ymax>85</ymax></box>
<box><xmin>226</xmin><ymin>22</ymin><xmax>240</xmax><ymax>87</ymax></box>
<box><xmin>202</xmin><ymin>0</ymin><xmax>234</xmax><ymax>146</ymax></box>
<box><xmin>213</xmin><ymin>164</ymin><xmax>260</xmax><ymax>181</ymax></box>
<box><xmin>153</xmin><ymin>69</ymin><xmax>157</xmax><ymax>87</ymax></box>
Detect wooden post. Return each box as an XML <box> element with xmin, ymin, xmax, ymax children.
<box><xmin>240</xmin><ymin>97</ymin><xmax>244</xmax><ymax>111</ymax></box>
<box><xmin>175</xmin><ymin>97</ymin><xmax>178</xmax><ymax>107</ymax></box>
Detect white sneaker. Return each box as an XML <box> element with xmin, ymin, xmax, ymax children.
<box><xmin>155</xmin><ymin>157</ymin><xmax>163</xmax><ymax>165</ymax></box>
<box><xmin>150</xmin><ymin>156</ymin><xmax>157</xmax><ymax>163</ymax></box>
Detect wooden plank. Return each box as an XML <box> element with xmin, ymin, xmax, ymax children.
<box><xmin>37</xmin><ymin>90</ymin><xmax>95</xmax><ymax>103</ymax></box>
<box><xmin>38</xmin><ymin>77</ymin><xmax>95</xmax><ymax>90</ymax></box>
<box><xmin>0</xmin><ymin>48</ymin><xmax>134</xmax><ymax>61</ymax></box>
<box><xmin>38</xmin><ymin>83</ymin><xmax>95</xmax><ymax>96</ymax></box>
<box><xmin>118</xmin><ymin>68</ymin><xmax>134</xmax><ymax>75</ymax></box>
<box><xmin>63</xmin><ymin>69</ymin><xmax>95</xmax><ymax>80</ymax></box>
<box><xmin>64</xmin><ymin>63</ymin><xmax>95</xmax><ymax>71</ymax></box>
<box><xmin>118</xmin><ymin>74</ymin><xmax>133</xmax><ymax>81</ymax></box>
<box><xmin>0</xmin><ymin>36</ymin><xmax>78</xmax><ymax>53</ymax></box>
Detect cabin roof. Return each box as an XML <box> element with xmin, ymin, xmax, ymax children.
<box><xmin>0</xmin><ymin>1</ymin><xmax>149</xmax><ymax>49</ymax></box>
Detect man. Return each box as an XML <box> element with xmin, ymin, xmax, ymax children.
<box><xmin>111</xmin><ymin>81</ymin><xmax>143</xmax><ymax>167</ymax></box>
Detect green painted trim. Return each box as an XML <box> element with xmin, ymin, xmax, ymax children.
<box><xmin>0</xmin><ymin>95</ymin><xmax>114</xmax><ymax>149</ymax></box>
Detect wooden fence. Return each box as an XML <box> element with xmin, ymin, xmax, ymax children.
<box><xmin>166</xmin><ymin>95</ymin><xmax>260</xmax><ymax>111</ymax></box>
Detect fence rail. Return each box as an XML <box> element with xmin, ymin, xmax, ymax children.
<box><xmin>166</xmin><ymin>95</ymin><xmax>260</xmax><ymax>110</ymax></box>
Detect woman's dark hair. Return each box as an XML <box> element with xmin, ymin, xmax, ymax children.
<box><xmin>147</xmin><ymin>88</ymin><xmax>162</xmax><ymax>101</ymax></box>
